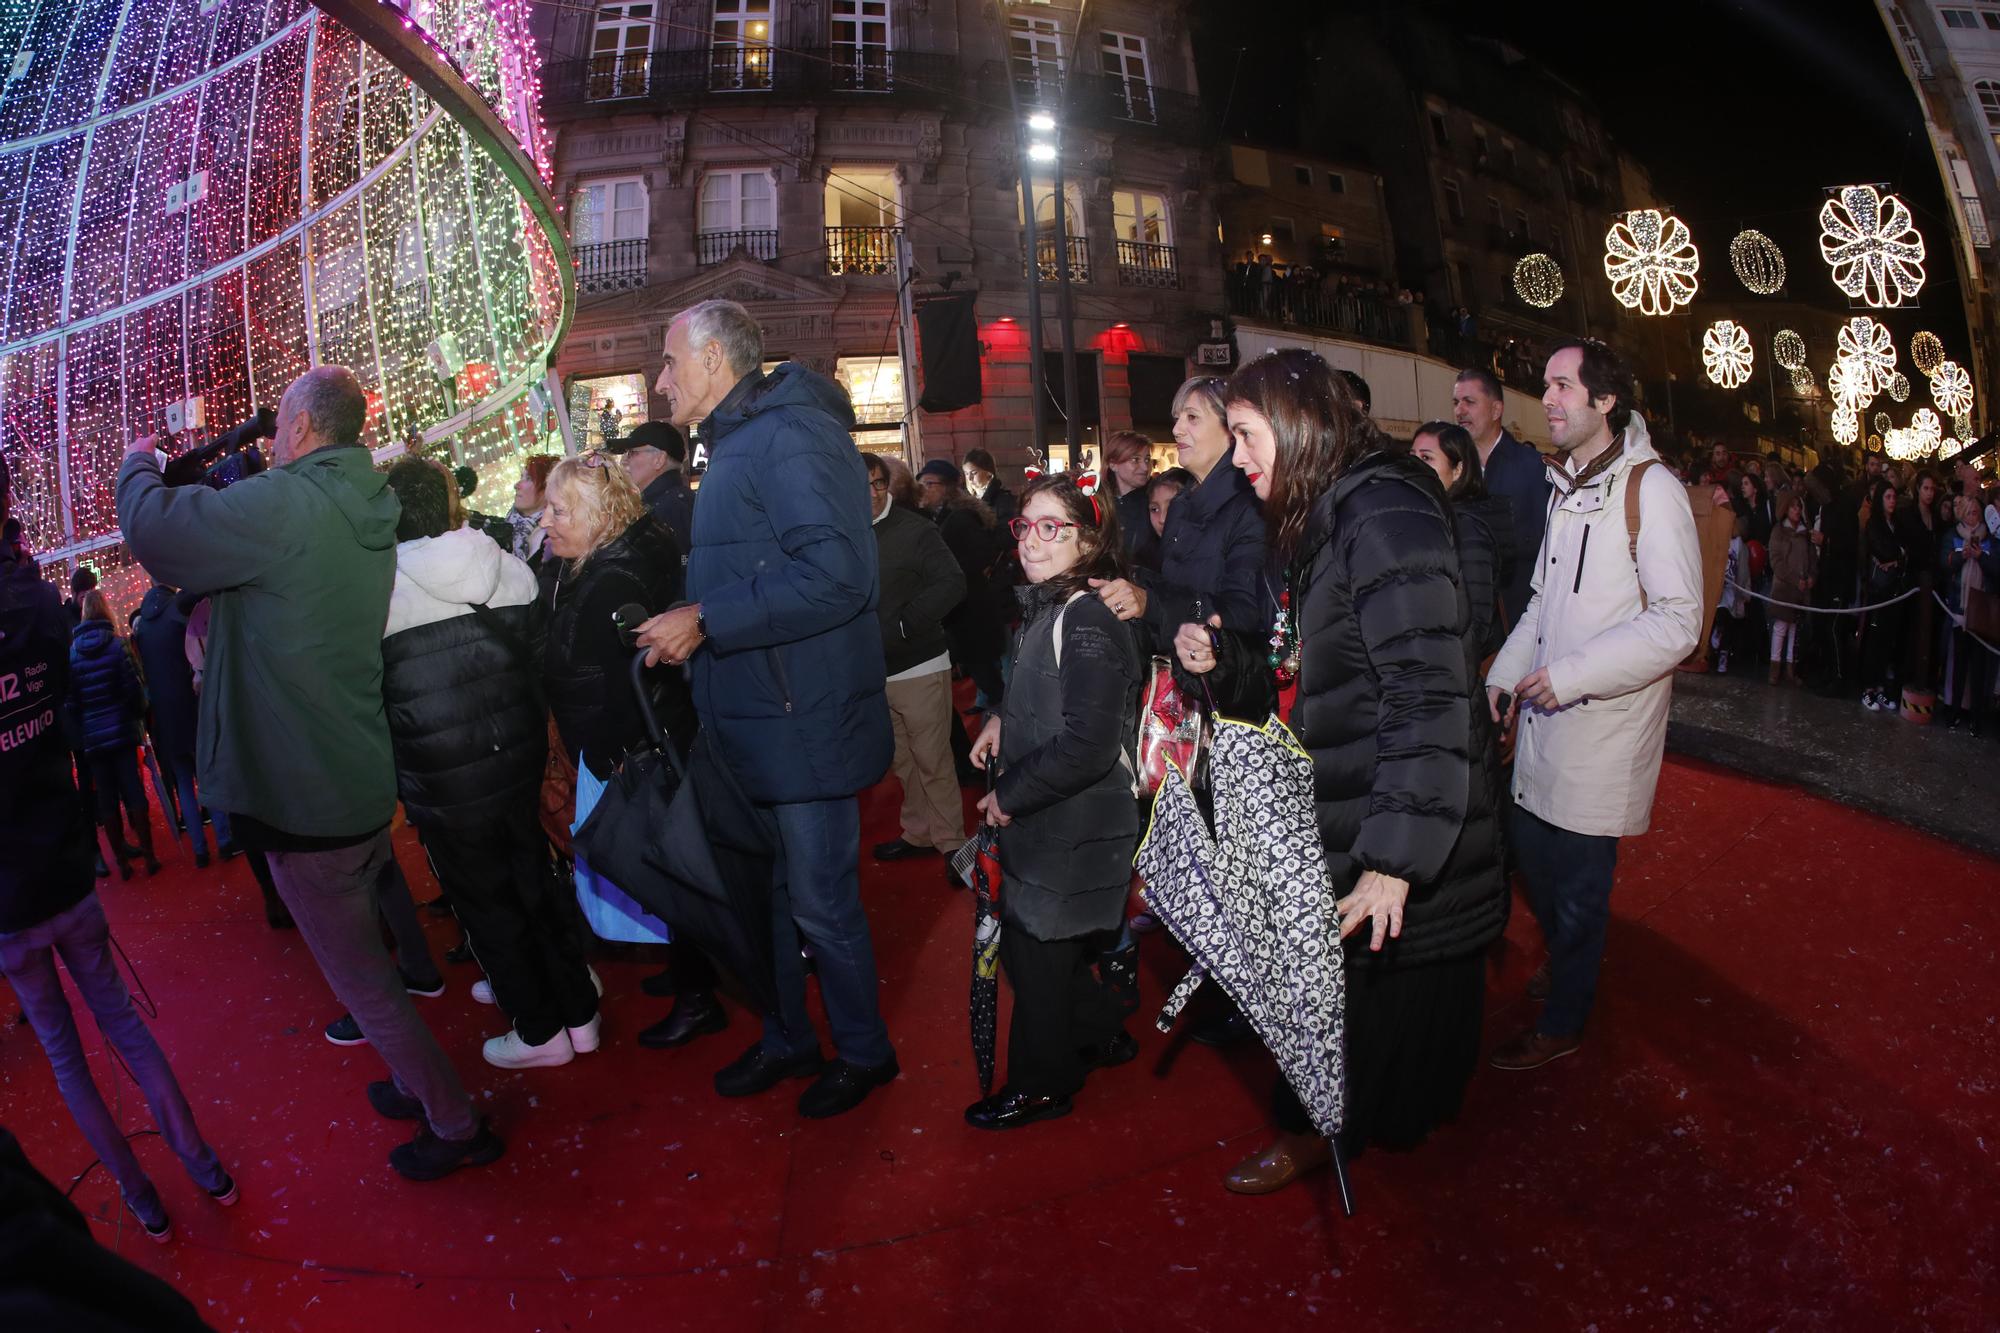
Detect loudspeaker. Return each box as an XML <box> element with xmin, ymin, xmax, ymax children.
<box><xmin>917</xmin><ymin>293</ymin><xmax>981</xmax><ymax>414</ymax></box>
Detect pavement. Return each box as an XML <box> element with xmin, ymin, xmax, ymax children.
<box><xmin>1665</xmin><ymin>665</ymin><xmax>2000</xmax><ymax>861</ymax></box>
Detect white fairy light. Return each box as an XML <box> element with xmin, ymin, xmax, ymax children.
<box><xmin>1873</xmin><ymin>411</ymin><xmax>1892</xmax><ymax>434</ymax></box>
<box><xmin>1911</xmin><ymin>330</ymin><xmax>1945</xmax><ymax>375</ymax></box>
<box><xmin>1791</xmin><ymin>365</ymin><xmax>1816</xmax><ymax>394</ymax></box>
<box><xmin>1729</xmin><ymin>229</ymin><xmax>1786</xmax><ymax>294</ymax></box>
<box><xmin>1773</xmin><ymin>329</ymin><xmax>1807</xmax><ymax>371</ymax></box>
<box><xmin>1826</xmin><ymin>357</ymin><xmax>1872</xmax><ymax>409</ymax></box>
<box><xmin>1512</xmin><ymin>253</ymin><xmax>1565</xmax><ymax>308</ymax></box>
<box><xmin>1819</xmin><ymin>184</ymin><xmax>1926</xmax><ymax>308</ymax></box>
<box><xmin>1604</xmin><ymin>209</ymin><xmax>1700</xmax><ymax>315</ymax></box>
<box><xmin>1702</xmin><ymin>320</ymin><xmax>1754</xmax><ymax>389</ymax></box>
<box><xmin>1931</xmin><ymin>360</ymin><xmax>1974</xmax><ymax>417</ymax></box>
<box><xmin>1911</xmin><ymin>407</ymin><xmax>1942</xmax><ymax>453</ymax></box>
<box><xmin>1836</xmin><ymin>316</ymin><xmax>1897</xmax><ymax>395</ymax></box>
<box><xmin>1953</xmin><ymin>410</ymin><xmax>1973</xmax><ymax>438</ymax></box>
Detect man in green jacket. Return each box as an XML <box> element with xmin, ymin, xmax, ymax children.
<box><xmin>116</xmin><ymin>366</ymin><xmax>502</xmax><ymax>1182</ymax></box>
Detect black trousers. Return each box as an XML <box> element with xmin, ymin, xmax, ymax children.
<box><xmin>999</xmin><ymin>926</ymin><xmax>1124</xmax><ymax>1099</ymax></box>
<box><xmin>421</xmin><ymin>805</ymin><xmax>598</xmax><ymax>1045</ymax></box>
<box><xmin>86</xmin><ymin>748</ymin><xmax>151</xmax><ymax>856</ymax></box>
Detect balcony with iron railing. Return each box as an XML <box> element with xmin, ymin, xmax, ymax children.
<box><xmin>574</xmin><ymin>238</ymin><xmax>649</xmax><ymax>295</ymax></box>
<box><xmin>825</xmin><ymin>226</ymin><xmax>899</xmax><ymax>276</ymax></box>
<box><xmin>1022</xmin><ymin>233</ymin><xmax>1092</xmax><ymax>284</ymax></box>
<box><xmin>1224</xmin><ymin>273</ymin><xmax>1413</xmax><ymax>350</ymax></box>
<box><xmin>544</xmin><ymin>46</ymin><xmax>961</xmax><ymax>117</ymax></box>
<box><xmin>1004</xmin><ymin>70</ymin><xmax>1210</xmax><ymax>141</ymax></box>
<box><xmin>697</xmin><ymin>229</ymin><xmax>780</xmax><ymax>266</ymax></box>
<box><xmin>1115</xmin><ymin>240</ymin><xmax>1179</xmax><ymax>289</ymax></box>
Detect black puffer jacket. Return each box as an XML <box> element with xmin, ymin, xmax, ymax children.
<box><xmin>1453</xmin><ymin>493</ymin><xmax>1517</xmax><ymax>663</ymax></box>
<box><xmin>67</xmin><ymin>620</ymin><xmax>143</xmax><ymax>755</ymax></box>
<box><xmin>541</xmin><ymin>512</ymin><xmax>691</xmax><ymax>780</ymax></box>
<box><xmin>1140</xmin><ymin>459</ymin><xmax>1268</xmax><ymax>642</ymax></box>
<box><xmin>994</xmin><ymin>584</ymin><xmax>1143</xmax><ymax>941</ymax></box>
<box><xmin>382</xmin><ymin>527</ymin><xmax>547</xmax><ymax>826</ymax></box>
<box><xmin>1206</xmin><ymin>452</ymin><xmax>1504</xmax><ymax>966</ymax></box>
<box><xmin>874</xmin><ymin>502</ymin><xmax>965</xmax><ymax>675</ymax></box>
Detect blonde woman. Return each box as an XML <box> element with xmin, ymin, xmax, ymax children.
<box><xmin>537</xmin><ymin>454</ymin><xmax>725</xmax><ymax>1052</ymax></box>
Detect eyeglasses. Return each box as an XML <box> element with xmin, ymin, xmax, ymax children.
<box><xmin>868</xmin><ymin>477</ymin><xmax>890</xmax><ymax>492</ymax></box>
<box><xmin>1008</xmin><ymin>516</ymin><xmax>1081</xmax><ymax>542</ymax></box>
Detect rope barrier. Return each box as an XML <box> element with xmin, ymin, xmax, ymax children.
<box><xmin>1932</xmin><ymin>589</ymin><xmax>2000</xmax><ymax>658</ymax></box>
<box><xmin>1722</xmin><ymin>580</ymin><xmax>1919</xmax><ymax>614</ymax></box>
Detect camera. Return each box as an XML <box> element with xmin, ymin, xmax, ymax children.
<box><xmin>162</xmin><ymin>407</ymin><xmax>277</xmax><ymax>490</ymax></box>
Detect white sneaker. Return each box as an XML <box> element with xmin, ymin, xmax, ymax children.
<box><xmin>566</xmin><ymin>1011</ymin><xmax>602</xmax><ymax>1055</ymax></box>
<box><xmin>471</xmin><ymin>978</ymin><xmax>495</xmax><ymax>1005</ymax></box>
<box><xmin>482</xmin><ymin>1028</ymin><xmax>574</xmax><ymax>1069</ymax></box>
<box><xmin>588</xmin><ymin>966</ymin><xmax>603</xmax><ymax>998</ymax></box>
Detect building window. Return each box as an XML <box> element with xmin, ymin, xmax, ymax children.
<box><xmin>1011</xmin><ymin>13</ymin><xmax>1064</xmax><ymax>98</ymax></box>
<box><xmin>1942</xmin><ymin>8</ymin><xmax>1978</xmax><ymax>28</ymax></box>
<box><xmin>1270</xmin><ymin>216</ymin><xmax>1295</xmax><ymax>245</ymax></box>
<box><xmin>698</xmin><ymin>169</ymin><xmax>776</xmax><ymax>263</ymax></box>
<box><xmin>1113</xmin><ymin>189</ymin><xmax>1170</xmax><ymax>245</ymax></box>
<box><xmin>1326</xmin><ymin>171</ymin><xmax>1345</xmax><ymax>194</ymax></box>
<box><xmin>567</xmin><ymin>373</ymin><xmax>652</xmax><ymax>452</ymax></box>
<box><xmin>1442</xmin><ymin>178</ymin><xmax>1464</xmax><ymax>222</ymax></box>
<box><xmin>1514</xmin><ymin>208</ymin><xmax>1530</xmax><ymax>238</ymax></box>
<box><xmin>835</xmin><ymin>355</ymin><xmax>906</xmax><ymax>440</ymax></box>
<box><xmin>1099</xmin><ymin>31</ymin><xmax>1152</xmax><ymax>121</ymax></box>
<box><xmin>1978</xmin><ymin>79</ymin><xmax>2000</xmax><ymax>128</ymax></box>
<box><xmin>1987</xmin><ymin>10</ymin><xmax>2000</xmax><ymax>29</ymax></box>
<box><xmin>831</xmin><ymin>0</ymin><xmax>890</xmax><ymax>91</ymax></box>
<box><xmin>1429</xmin><ymin>110</ymin><xmax>1450</xmax><ymax>148</ymax></box>
<box><xmin>1487</xmin><ymin>196</ymin><xmax>1503</xmax><ymax>227</ymax></box>
<box><xmin>825</xmin><ymin>167</ymin><xmax>900</xmax><ymax>275</ymax></box>
<box><xmin>573</xmin><ymin>176</ymin><xmax>649</xmax><ymax>244</ymax></box>
<box><xmin>1020</xmin><ymin>182</ymin><xmax>1089</xmax><ymax>281</ymax></box>
<box><xmin>1474</xmin><ymin>128</ymin><xmax>1489</xmax><ymax>162</ymax></box>
<box><xmin>1294</xmin><ymin>164</ymin><xmax>1312</xmax><ymax>186</ymax></box>
<box><xmin>589</xmin><ymin>2</ymin><xmax>655</xmax><ymax>99</ymax></box>
<box><xmin>710</xmin><ymin>0</ymin><xmax>773</xmax><ymax>92</ymax></box>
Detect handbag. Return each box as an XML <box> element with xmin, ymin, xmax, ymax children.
<box><xmin>571</xmin><ymin>654</ymin><xmax>686</xmax><ymax>909</ymax></box>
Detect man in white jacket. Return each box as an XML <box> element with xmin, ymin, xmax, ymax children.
<box><xmin>1485</xmin><ymin>340</ymin><xmax>1702</xmax><ymax>1071</ymax></box>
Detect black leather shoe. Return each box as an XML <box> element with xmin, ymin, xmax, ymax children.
<box><xmin>1081</xmin><ymin>1030</ymin><xmax>1139</xmax><ymax>1071</ymax></box>
<box><xmin>389</xmin><ymin>1119</ymin><xmax>504</xmax><ymax>1182</ymax></box>
<box><xmin>638</xmin><ymin>991</ymin><xmax>728</xmax><ymax>1049</ymax></box>
<box><xmin>714</xmin><ymin>1040</ymin><xmax>825</xmax><ymax>1098</ymax></box>
<box><xmin>871</xmin><ymin>838</ymin><xmax>938</xmax><ymax>862</ymax></box>
<box><xmin>799</xmin><ymin>1056</ymin><xmax>900</xmax><ymax>1119</ymax></box>
<box><xmin>965</xmin><ymin>1088</ymin><xmax>1073</xmax><ymax>1131</ymax></box>
<box><xmin>1099</xmin><ymin>945</ymin><xmax>1140</xmax><ymax>1016</ymax></box>
<box><xmin>640</xmin><ymin>967</ymin><xmax>679</xmax><ymax>999</ymax></box>
<box><xmin>1189</xmin><ymin>1008</ymin><xmax>1255</xmax><ymax>1048</ymax></box>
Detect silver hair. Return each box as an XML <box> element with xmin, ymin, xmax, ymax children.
<box><xmin>284</xmin><ymin>365</ymin><xmax>368</xmax><ymax>445</ymax></box>
<box><xmin>676</xmin><ymin>299</ymin><xmax>764</xmax><ymax>377</ymax></box>
<box><xmin>1170</xmin><ymin>374</ymin><xmax>1229</xmax><ymax>423</ymax></box>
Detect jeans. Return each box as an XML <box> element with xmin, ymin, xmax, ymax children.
<box><xmin>372</xmin><ymin>851</ymin><xmax>442</xmax><ymax>990</ymax></box>
<box><xmin>0</xmin><ymin>894</ymin><xmax>227</xmax><ymax>1225</ymax></box>
<box><xmin>165</xmin><ymin>749</ymin><xmax>209</xmax><ymax>860</ymax></box>
<box><xmin>86</xmin><ymin>747</ymin><xmax>151</xmax><ymax>857</ymax></box>
<box><xmin>761</xmin><ymin>797</ymin><xmax>894</xmax><ymax>1068</ymax></box>
<box><xmin>1510</xmin><ymin>806</ymin><xmax>1620</xmax><ymax>1039</ymax></box>
<box><xmin>266</xmin><ymin>831</ymin><xmax>476</xmax><ymax>1140</ymax></box>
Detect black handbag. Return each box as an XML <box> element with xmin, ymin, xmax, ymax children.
<box><xmin>571</xmin><ymin>653</ymin><xmax>687</xmax><ymax>913</ymax></box>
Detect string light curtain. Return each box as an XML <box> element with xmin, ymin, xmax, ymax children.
<box><xmin>0</xmin><ymin>0</ymin><xmax>567</xmax><ymax>605</ymax></box>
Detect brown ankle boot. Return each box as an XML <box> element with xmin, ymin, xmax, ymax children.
<box><xmin>1784</xmin><ymin>662</ymin><xmax>1800</xmax><ymax>686</ymax></box>
<box><xmin>1767</xmin><ymin>662</ymin><xmax>1781</xmax><ymax>685</ymax></box>
<box><xmin>1224</xmin><ymin>1131</ymin><xmax>1331</xmax><ymax>1195</ymax></box>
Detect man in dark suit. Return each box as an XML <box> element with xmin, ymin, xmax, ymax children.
<box><xmin>1454</xmin><ymin>366</ymin><xmax>1550</xmax><ymax>635</ymax></box>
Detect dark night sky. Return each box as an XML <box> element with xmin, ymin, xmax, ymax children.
<box><xmin>1193</xmin><ymin>0</ymin><xmax>1971</xmax><ymax>360</ymax></box>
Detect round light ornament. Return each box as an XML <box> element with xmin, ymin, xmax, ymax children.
<box><xmin>1729</xmin><ymin>229</ymin><xmax>1786</xmax><ymax>294</ymax></box>
<box><xmin>1911</xmin><ymin>331</ymin><xmax>1945</xmax><ymax>376</ymax></box>
<box><xmin>1604</xmin><ymin>208</ymin><xmax>1700</xmax><ymax>315</ymax></box>
<box><xmin>1512</xmin><ymin>253</ymin><xmax>1565</xmax><ymax>308</ymax></box>
<box><xmin>1773</xmin><ymin>329</ymin><xmax>1807</xmax><ymax>371</ymax></box>
<box><xmin>1791</xmin><ymin>366</ymin><xmax>1816</xmax><ymax>394</ymax></box>
<box><xmin>1887</xmin><ymin>372</ymin><xmax>1910</xmax><ymax>403</ymax></box>
<box><xmin>1873</xmin><ymin>411</ymin><xmax>1892</xmax><ymax>434</ymax></box>
<box><xmin>1819</xmin><ymin>184</ymin><xmax>1926</xmax><ymax>308</ymax></box>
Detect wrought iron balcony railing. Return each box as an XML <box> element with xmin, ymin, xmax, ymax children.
<box><xmin>1022</xmin><ymin>233</ymin><xmax>1091</xmax><ymax>285</ymax></box>
<box><xmin>1115</xmin><ymin>240</ymin><xmax>1179</xmax><ymax>289</ymax></box>
<box><xmin>826</xmin><ymin>226</ymin><xmax>899</xmax><ymax>276</ymax></box>
<box><xmin>697</xmin><ymin>229</ymin><xmax>780</xmax><ymax>266</ymax></box>
<box><xmin>544</xmin><ymin>47</ymin><xmax>961</xmax><ymax>117</ymax></box>
<box><xmin>574</xmin><ymin>238</ymin><xmax>649</xmax><ymax>294</ymax></box>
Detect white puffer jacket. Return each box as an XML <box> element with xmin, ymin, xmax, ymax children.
<box><xmin>1487</xmin><ymin>416</ymin><xmax>1703</xmax><ymax>838</ymax></box>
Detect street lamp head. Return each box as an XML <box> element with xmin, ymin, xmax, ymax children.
<box><xmin>1027</xmin><ymin>111</ymin><xmax>1057</xmax><ymax>132</ymax></box>
<box><xmin>1028</xmin><ymin>142</ymin><xmax>1058</xmax><ymax>163</ymax></box>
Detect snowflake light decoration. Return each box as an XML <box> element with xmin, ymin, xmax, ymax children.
<box><xmin>1911</xmin><ymin>407</ymin><xmax>1943</xmax><ymax>454</ymax></box>
<box><xmin>1513</xmin><ymin>254</ymin><xmax>1565</xmax><ymax>308</ymax></box>
<box><xmin>1604</xmin><ymin>209</ymin><xmax>1700</xmax><ymax>315</ymax></box>
<box><xmin>1819</xmin><ymin>184</ymin><xmax>1926</xmax><ymax>308</ymax></box>
<box><xmin>1931</xmin><ymin>360</ymin><xmax>1974</xmax><ymax>417</ymax></box>
<box><xmin>1826</xmin><ymin>357</ymin><xmax>1872</xmax><ymax>409</ymax></box>
<box><xmin>1887</xmin><ymin>372</ymin><xmax>1910</xmax><ymax>403</ymax></box>
<box><xmin>1911</xmin><ymin>331</ymin><xmax>1945</xmax><ymax>375</ymax></box>
<box><xmin>1702</xmin><ymin>321</ymin><xmax>1754</xmax><ymax>388</ymax></box>
<box><xmin>1729</xmin><ymin>230</ymin><xmax>1786</xmax><ymax>294</ymax></box>
<box><xmin>1832</xmin><ymin>406</ymin><xmax>1859</xmax><ymax>445</ymax></box>
<box><xmin>1773</xmin><ymin>329</ymin><xmax>1807</xmax><ymax>371</ymax></box>
<box><xmin>1884</xmin><ymin>428</ymin><xmax>1923</xmax><ymax>462</ymax></box>
<box><xmin>1836</xmin><ymin>316</ymin><xmax>1897</xmax><ymax>395</ymax></box>
<box><xmin>1791</xmin><ymin>366</ymin><xmax>1816</xmax><ymax>394</ymax></box>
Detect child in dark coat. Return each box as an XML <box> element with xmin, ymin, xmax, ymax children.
<box><xmin>968</xmin><ymin>477</ymin><xmax>1143</xmax><ymax>1130</ymax></box>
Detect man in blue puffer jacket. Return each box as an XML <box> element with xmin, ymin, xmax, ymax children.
<box><xmin>637</xmin><ymin>299</ymin><xmax>897</xmax><ymax>1120</ymax></box>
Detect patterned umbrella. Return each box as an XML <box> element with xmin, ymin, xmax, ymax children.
<box><xmin>1137</xmin><ymin>714</ymin><xmax>1353</xmax><ymax>1213</ymax></box>
<box><xmin>951</xmin><ymin>825</ymin><xmax>1006</xmax><ymax>1096</ymax></box>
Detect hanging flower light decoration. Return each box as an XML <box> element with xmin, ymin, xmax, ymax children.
<box><xmin>1773</xmin><ymin>329</ymin><xmax>1807</xmax><ymax>371</ymax></box>
<box><xmin>1837</xmin><ymin>316</ymin><xmax>1898</xmax><ymax>395</ymax></box>
<box><xmin>1832</xmin><ymin>406</ymin><xmax>1859</xmax><ymax>445</ymax></box>
<box><xmin>1941</xmin><ymin>436</ymin><xmax>1961</xmax><ymax>456</ymax></box>
<box><xmin>1911</xmin><ymin>407</ymin><xmax>1943</xmax><ymax>454</ymax></box>
<box><xmin>1819</xmin><ymin>184</ymin><xmax>1926</xmax><ymax>308</ymax></box>
<box><xmin>1791</xmin><ymin>365</ymin><xmax>1816</xmax><ymax>394</ymax></box>
<box><xmin>1604</xmin><ymin>209</ymin><xmax>1700</xmax><ymax>315</ymax></box>
<box><xmin>1512</xmin><ymin>253</ymin><xmax>1565</xmax><ymax>308</ymax></box>
<box><xmin>1729</xmin><ymin>229</ymin><xmax>1787</xmax><ymax>294</ymax></box>
<box><xmin>1701</xmin><ymin>320</ymin><xmax>1754</xmax><ymax>388</ymax></box>
<box><xmin>1873</xmin><ymin>411</ymin><xmax>1892</xmax><ymax>434</ymax></box>
<box><xmin>1931</xmin><ymin>360</ymin><xmax>1974</xmax><ymax>417</ymax></box>
<box><xmin>1883</xmin><ymin>427</ymin><xmax>1923</xmax><ymax>461</ymax></box>
<box><xmin>1911</xmin><ymin>330</ymin><xmax>1945</xmax><ymax>375</ymax></box>
<box><xmin>1826</xmin><ymin>357</ymin><xmax>1872</xmax><ymax>409</ymax></box>
<box><xmin>1887</xmin><ymin>372</ymin><xmax>1911</xmax><ymax>403</ymax></box>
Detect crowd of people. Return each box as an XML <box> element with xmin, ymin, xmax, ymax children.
<box><xmin>16</xmin><ymin>288</ymin><xmax>1983</xmax><ymax>1263</ymax></box>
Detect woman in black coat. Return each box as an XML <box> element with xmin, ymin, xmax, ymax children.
<box><xmin>1858</xmin><ymin>479</ymin><xmax>1911</xmax><ymax>712</ymax></box>
<box><xmin>1175</xmin><ymin>348</ymin><xmax>1504</xmax><ymax>1193</ymax></box>
<box><xmin>1412</xmin><ymin>421</ymin><xmax>1517</xmax><ymax>663</ymax></box>
<box><xmin>539</xmin><ymin>454</ymin><xmax>723</xmax><ymax>1050</ymax></box>
<box><xmin>68</xmin><ymin>591</ymin><xmax>158</xmax><ymax>878</ymax></box>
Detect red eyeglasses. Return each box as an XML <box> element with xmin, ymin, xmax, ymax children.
<box><xmin>1008</xmin><ymin>516</ymin><xmax>1080</xmax><ymax>542</ymax></box>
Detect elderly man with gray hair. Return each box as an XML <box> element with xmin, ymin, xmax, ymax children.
<box><xmin>637</xmin><ymin>299</ymin><xmax>898</xmax><ymax>1120</ymax></box>
<box><xmin>117</xmin><ymin>366</ymin><xmax>502</xmax><ymax>1182</ymax></box>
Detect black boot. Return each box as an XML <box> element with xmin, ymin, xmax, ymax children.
<box><xmin>638</xmin><ymin>990</ymin><xmax>728</xmax><ymax>1049</ymax></box>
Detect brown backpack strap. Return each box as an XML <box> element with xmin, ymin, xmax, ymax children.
<box><xmin>1625</xmin><ymin>459</ymin><xmax>1657</xmax><ymax>611</ymax></box>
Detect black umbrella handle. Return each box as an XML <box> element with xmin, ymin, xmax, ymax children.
<box><xmin>624</xmin><ymin>651</ymin><xmax>686</xmax><ymax>785</ymax></box>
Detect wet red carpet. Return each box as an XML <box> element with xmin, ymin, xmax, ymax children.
<box><xmin>3</xmin><ymin>756</ymin><xmax>1995</xmax><ymax>1331</ymax></box>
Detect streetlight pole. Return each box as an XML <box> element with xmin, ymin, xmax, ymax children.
<box><xmin>1005</xmin><ymin>73</ymin><xmax>1049</xmax><ymax>460</ymax></box>
<box><xmin>1047</xmin><ymin>130</ymin><xmax>1083</xmax><ymax>466</ymax></box>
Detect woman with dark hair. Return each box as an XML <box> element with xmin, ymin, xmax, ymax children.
<box><xmin>68</xmin><ymin>590</ymin><xmax>159</xmax><ymax>879</ymax></box>
<box><xmin>1858</xmin><ymin>478</ymin><xmax>1911</xmax><ymax>712</ymax></box>
<box><xmin>1099</xmin><ymin>430</ymin><xmax>1157</xmax><ymax>566</ymax></box>
<box><xmin>1173</xmin><ymin>348</ymin><xmax>1504</xmax><ymax>1192</ymax></box>
<box><xmin>1899</xmin><ymin>469</ymin><xmax>1945</xmax><ymax>693</ymax></box>
<box><xmin>961</xmin><ymin>448</ymin><xmax>1016</xmax><ymax>524</ymax></box>
<box><xmin>1412</xmin><ymin>420</ymin><xmax>1516</xmax><ymax>662</ymax></box>
<box><xmin>965</xmin><ymin>476</ymin><xmax>1143</xmax><ymax>1130</ymax></box>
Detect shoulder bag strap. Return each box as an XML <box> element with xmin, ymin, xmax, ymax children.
<box><xmin>1624</xmin><ymin>459</ymin><xmax>1658</xmax><ymax>612</ymax></box>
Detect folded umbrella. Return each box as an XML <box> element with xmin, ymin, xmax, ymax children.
<box><xmin>951</xmin><ymin>825</ymin><xmax>1005</xmax><ymax>1096</ymax></box>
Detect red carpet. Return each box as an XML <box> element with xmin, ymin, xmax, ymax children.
<box><xmin>4</xmin><ymin>757</ymin><xmax>1996</xmax><ymax>1330</ymax></box>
